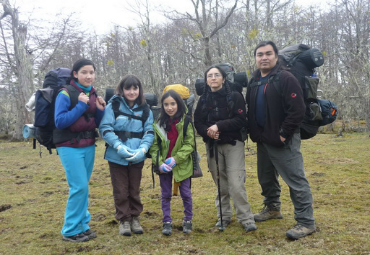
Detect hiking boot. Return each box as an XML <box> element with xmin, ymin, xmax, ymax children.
<box><xmin>182</xmin><ymin>220</ymin><xmax>192</xmax><ymax>234</ymax></box>
<box><xmin>254</xmin><ymin>205</ymin><xmax>283</xmax><ymax>222</ymax></box>
<box><xmin>242</xmin><ymin>222</ymin><xmax>257</xmax><ymax>233</ymax></box>
<box><xmin>286</xmin><ymin>224</ymin><xmax>316</xmax><ymax>240</ymax></box>
<box><xmin>82</xmin><ymin>229</ymin><xmax>97</xmax><ymax>240</ymax></box>
<box><xmin>131</xmin><ymin>217</ymin><xmax>144</xmax><ymax>234</ymax></box>
<box><xmin>119</xmin><ymin>221</ymin><xmax>131</xmax><ymax>236</ymax></box>
<box><xmin>215</xmin><ymin>218</ymin><xmax>230</xmax><ymax>228</ymax></box>
<box><xmin>162</xmin><ymin>222</ymin><xmax>172</xmax><ymax>236</ymax></box>
<box><xmin>62</xmin><ymin>233</ymin><xmax>89</xmax><ymax>242</ymax></box>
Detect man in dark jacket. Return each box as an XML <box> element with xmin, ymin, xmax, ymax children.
<box><xmin>246</xmin><ymin>41</ymin><xmax>316</xmax><ymax>240</ymax></box>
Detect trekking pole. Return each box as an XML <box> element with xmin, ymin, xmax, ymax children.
<box><xmin>214</xmin><ymin>139</ymin><xmax>224</xmax><ymax>231</ymax></box>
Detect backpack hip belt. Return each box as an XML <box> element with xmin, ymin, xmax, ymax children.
<box><xmin>114</xmin><ymin>130</ymin><xmax>144</xmax><ymax>142</ymax></box>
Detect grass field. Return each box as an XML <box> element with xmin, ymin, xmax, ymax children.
<box><xmin>1</xmin><ymin>132</ymin><xmax>370</xmax><ymax>255</ymax></box>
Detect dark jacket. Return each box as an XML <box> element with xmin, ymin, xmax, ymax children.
<box><xmin>54</xmin><ymin>81</ymin><xmax>104</xmax><ymax>148</ymax></box>
<box><xmin>194</xmin><ymin>84</ymin><xmax>247</xmax><ymax>145</ymax></box>
<box><xmin>246</xmin><ymin>65</ymin><xmax>305</xmax><ymax>147</ymax></box>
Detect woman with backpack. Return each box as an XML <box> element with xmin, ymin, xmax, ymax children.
<box><xmin>54</xmin><ymin>59</ymin><xmax>106</xmax><ymax>242</ymax></box>
<box><xmin>193</xmin><ymin>65</ymin><xmax>256</xmax><ymax>233</ymax></box>
<box><xmin>149</xmin><ymin>90</ymin><xmax>195</xmax><ymax>236</ymax></box>
<box><xmin>99</xmin><ymin>75</ymin><xmax>154</xmax><ymax>236</ymax></box>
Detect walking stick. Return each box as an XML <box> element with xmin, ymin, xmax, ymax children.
<box><xmin>214</xmin><ymin>139</ymin><xmax>225</xmax><ymax>231</ymax></box>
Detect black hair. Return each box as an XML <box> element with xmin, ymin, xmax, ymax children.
<box><xmin>159</xmin><ymin>90</ymin><xmax>186</xmax><ymax>131</ymax></box>
<box><xmin>70</xmin><ymin>58</ymin><xmax>96</xmax><ymax>83</ymax></box>
<box><xmin>253</xmin><ymin>40</ymin><xmax>279</xmax><ymax>57</ymax></box>
<box><xmin>201</xmin><ymin>64</ymin><xmax>233</xmax><ymax>108</ymax></box>
<box><xmin>252</xmin><ymin>40</ymin><xmax>284</xmax><ymax>73</ymax></box>
<box><xmin>116</xmin><ymin>74</ymin><xmax>146</xmax><ymax>106</ymax></box>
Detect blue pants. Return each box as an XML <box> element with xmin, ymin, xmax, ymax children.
<box><xmin>57</xmin><ymin>145</ymin><xmax>95</xmax><ymax>237</ymax></box>
<box><xmin>159</xmin><ymin>172</ymin><xmax>193</xmax><ymax>223</ymax></box>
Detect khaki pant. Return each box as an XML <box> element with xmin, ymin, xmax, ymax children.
<box><xmin>206</xmin><ymin>140</ymin><xmax>254</xmax><ymax>225</ymax></box>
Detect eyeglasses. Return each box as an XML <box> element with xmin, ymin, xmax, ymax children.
<box><xmin>207</xmin><ymin>73</ymin><xmax>222</xmax><ymax>79</ymax></box>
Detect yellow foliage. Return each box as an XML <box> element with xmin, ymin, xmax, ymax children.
<box><xmin>140</xmin><ymin>39</ymin><xmax>147</xmax><ymax>47</ymax></box>
<box><xmin>248</xmin><ymin>29</ymin><xmax>258</xmax><ymax>39</ymax></box>
<box><xmin>107</xmin><ymin>60</ymin><xmax>114</xmax><ymax>66</ymax></box>
<box><xmin>194</xmin><ymin>33</ymin><xmax>202</xmax><ymax>40</ymax></box>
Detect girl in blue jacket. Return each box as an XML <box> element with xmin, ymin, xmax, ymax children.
<box><xmin>99</xmin><ymin>75</ymin><xmax>154</xmax><ymax>236</ymax></box>
<box><xmin>54</xmin><ymin>59</ymin><xmax>106</xmax><ymax>242</ymax></box>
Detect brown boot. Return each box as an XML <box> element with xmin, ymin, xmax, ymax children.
<box><xmin>254</xmin><ymin>205</ymin><xmax>283</xmax><ymax>222</ymax></box>
<box><xmin>286</xmin><ymin>224</ymin><xmax>316</xmax><ymax>240</ymax></box>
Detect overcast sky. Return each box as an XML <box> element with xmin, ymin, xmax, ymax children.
<box><xmin>11</xmin><ymin>0</ymin><xmax>330</xmax><ymax>35</ymax></box>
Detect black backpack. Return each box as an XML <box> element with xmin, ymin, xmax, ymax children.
<box><xmin>33</xmin><ymin>68</ymin><xmax>80</xmax><ymax>154</ymax></box>
<box><xmin>276</xmin><ymin>44</ymin><xmax>338</xmax><ymax>139</ymax></box>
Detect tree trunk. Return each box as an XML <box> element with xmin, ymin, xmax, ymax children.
<box><xmin>1</xmin><ymin>0</ymin><xmax>34</xmax><ymax>140</ymax></box>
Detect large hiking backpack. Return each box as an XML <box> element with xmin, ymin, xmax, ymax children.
<box><xmin>277</xmin><ymin>44</ymin><xmax>338</xmax><ymax>139</ymax></box>
<box><xmin>195</xmin><ymin>63</ymin><xmax>248</xmax><ymax>96</ymax></box>
<box><xmin>33</xmin><ymin>68</ymin><xmax>79</xmax><ymax>154</ymax></box>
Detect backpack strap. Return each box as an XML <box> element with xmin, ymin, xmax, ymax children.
<box><xmin>269</xmin><ymin>71</ymin><xmax>283</xmax><ymax>96</ymax></box>
<box><xmin>111</xmin><ymin>98</ymin><xmax>150</xmax><ymax>141</ymax></box>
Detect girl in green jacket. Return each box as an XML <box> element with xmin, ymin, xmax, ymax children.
<box><xmin>149</xmin><ymin>90</ymin><xmax>195</xmax><ymax>236</ymax></box>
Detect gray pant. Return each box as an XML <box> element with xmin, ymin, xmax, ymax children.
<box><xmin>206</xmin><ymin>140</ymin><xmax>254</xmax><ymax>225</ymax></box>
<box><xmin>257</xmin><ymin>133</ymin><xmax>315</xmax><ymax>228</ymax></box>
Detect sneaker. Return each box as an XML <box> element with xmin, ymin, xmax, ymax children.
<box><xmin>215</xmin><ymin>218</ymin><xmax>230</xmax><ymax>228</ymax></box>
<box><xmin>62</xmin><ymin>233</ymin><xmax>89</xmax><ymax>242</ymax></box>
<box><xmin>82</xmin><ymin>229</ymin><xmax>97</xmax><ymax>240</ymax></box>
<box><xmin>254</xmin><ymin>205</ymin><xmax>283</xmax><ymax>222</ymax></box>
<box><xmin>119</xmin><ymin>221</ymin><xmax>131</xmax><ymax>236</ymax></box>
<box><xmin>182</xmin><ymin>220</ymin><xmax>192</xmax><ymax>234</ymax></box>
<box><xmin>286</xmin><ymin>224</ymin><xmax>316</xmax><ymax>240</ymax></box>
<box><xmin>242</xmin><ymin>222</ymin><xmax>257</xmax><ymax>233</ymax></box>
<box><xmin>131</xmin><ymin>217</ymin><xmax>144</xmax><ymax>234</ymax></box>
<box><xmin>162</xmin><ymin>222</ymin><xmax>172</xmax><ymax>236</ymax></box>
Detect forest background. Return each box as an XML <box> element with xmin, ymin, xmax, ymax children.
<box><xmin>0</xmin><ymin>0</ymin><xmax>369</xmax><ymax>139</ymax></box>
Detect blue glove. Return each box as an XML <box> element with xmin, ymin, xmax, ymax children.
<box><xmin>117</xmin><ymin>145</ymin><xmax>134</xmax><ymax>158</ymax></box>
<box><xmin>164</xmin><ymin>157</ymin><xmax>176</xmax><ymax>168</ymax></box>
<box><xmin>126</xmin><ymin>148</ymin><xmax>147</xmax><ymax>162</ymax></box>
<box><xmin>159</xmin><ymin>163</ymin><xmax>172</xmax><ymax>173</ymax></box>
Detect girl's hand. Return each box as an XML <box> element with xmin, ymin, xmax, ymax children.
<box><xmin>96</xmin><ymin>96</ymin><xmax>106</xmax><ymax>110</ymax></box>
<box><xmin>78</xmin><ymin>92</ymin><xmax>89</xmax><ymax>105</ymax></box>
<box><xmin>159</xmin><ymin>163</ymin><xmax>172</xmax><ymax>173</ymax></box>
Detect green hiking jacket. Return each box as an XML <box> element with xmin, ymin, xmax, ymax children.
<box><xmin>149</xmin><ymin>114</ymin><xmax>195</xmax><ymax>182</ymax></box>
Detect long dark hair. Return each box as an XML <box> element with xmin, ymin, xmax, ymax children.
<box><xmin>159</xmin><ymin>90</ymin><xmax>186</xmax><ymax>131</ymax></box>
<box><xmin>115</xmin><ymin>74</ymin><xmax>146</xmax><ymax>106</ymax></box>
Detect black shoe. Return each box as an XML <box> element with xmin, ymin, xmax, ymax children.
<box><xmin>62</xmin><ymin>233</ymin><xmax>89</xmax><ymax>242</ymax></box>
<box><xmin>83</xmin><ymin>229</ymin><xmax>97</xmax><ymax>240</ymax></box>
<box><xmin>162</xmin><ymin>222</ymin><xmax>172</xmax><ymax>236</ymax></box>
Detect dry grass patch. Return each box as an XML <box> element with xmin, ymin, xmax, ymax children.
<box><xmin>1</xmin><ymin>133</ymin><xmax>370</xmax><ymax>254</ymax></box>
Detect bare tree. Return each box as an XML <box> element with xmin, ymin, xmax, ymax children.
<box><xmin>166</xmin><ymin>0</ymin><xmax>238</xmax><ymax>67</ymax></box>
<box><xmin>0</xmin><ymin>0</ymin><xmax>33</xmax><ymax>140</ymax></box>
